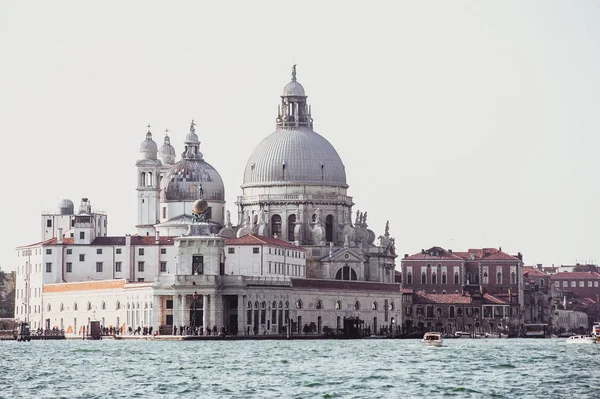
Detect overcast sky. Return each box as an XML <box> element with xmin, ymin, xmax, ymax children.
<box><xmin>0</xmin><ymin>1</ymin><xmax>599</xmax><ymax>271</ymax></box>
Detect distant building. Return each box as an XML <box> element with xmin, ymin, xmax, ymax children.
<box><xmin>401</xmin><ymin>246</ymin><xmax>524</xmax><ymax>335</ymax></box>
<box><xmin>550</xmin><ymin>272</ymin><xmax>600</xmax><ymax>300</ymax></box>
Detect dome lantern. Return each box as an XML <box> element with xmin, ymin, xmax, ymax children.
<box><xmin>276</xmin><ymin>65</ymin><xmax>313</xmax><ymax>130</ymax></box>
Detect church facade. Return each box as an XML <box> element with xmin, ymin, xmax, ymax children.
<box><xmin>14</xmin><ymin>68</ymin><xmax>401</xmax><ymax>337</ymax></box>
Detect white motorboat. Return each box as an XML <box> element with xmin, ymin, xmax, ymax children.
<box><xmin>566</xmin><ymin>335</ymin><xmax>596</xmax><ymax>344</ymax></box>
<box><xmin>422</xmin><ymin>332</ymin><xmax>444</xmax><ymax>347</ymax></box>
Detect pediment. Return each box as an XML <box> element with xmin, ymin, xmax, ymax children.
<box><xmin>324</xmin><ymin>248</ymin><xmax>365</xmax><ymax>263</ymax></box>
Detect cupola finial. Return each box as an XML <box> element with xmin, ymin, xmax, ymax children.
<box><xmin>292</xmin><ymin>64</ymin><xmax>297</xmax><ymax>81</ymax></box>
<box><xmin>190</xmin><ymin>119</ymin><xmax>196</xmax><ymax>134</ymax></box>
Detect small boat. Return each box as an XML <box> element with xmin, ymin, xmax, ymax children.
<box><xmin>566</xmin><ymin>335</ymin><xmax>596</xmax><ymax>344</ymax></box>
<box><xmin>422</xmin><ymin>332</ymin><xmax>444</xmax><ymax>347</ymax></box>
<box><xmin>592</xmin><ymin>323</ymin><xmax>600</xmax><ymax>342</ymax></box>
<box><xmin>454</xmin><ymin>331</ymin><xmax>471</xmax><ymax>338</ymax></box>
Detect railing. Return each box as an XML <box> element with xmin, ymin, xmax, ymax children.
<box><xmin>245</xmin><ymin>276</ymin><xmax>292</xmax><ymax>287</ymax></box>
<box><xmin>237</xmin><ymin>194</ymin><xmax>353</xmax><ymax>204</ymax></box>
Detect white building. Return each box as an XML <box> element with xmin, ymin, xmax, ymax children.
<box><xmin>15</xmin><ymin>67</ymin><xmax>401</xmax><ymax>337</ymax></box>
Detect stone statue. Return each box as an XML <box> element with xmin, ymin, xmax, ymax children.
<box><xmin>292</xmin><ymin>64</ymin><xmax>297</xmax><ymax>80</ymax></box>
<box><xmin>344</xmin><ymin>234</ymin><xmax>350</xmax><ymax>248</ymax></box>
<box><xmin>310</xmin><ymin>208</ymin><xmax>326</xmax><ymax>246</ymax></box>
<box><xmin>197</xmin><ymin>183</ymin><xmax>203</xmax><ymax>198</ymax></box>
<box><xmin>190</xmin><ymin>119</ymin><xmax>196</xmax><ymax>133</ymax></box>
<box><xmin>355</xmin><ymin>210</ymin><xmax>360</xmax><ymax>226</ymax></box>
<box><xmin>225</xmin><ymin>210</ymin><xmax>232</xmax><ymax>228</ymax></box>
<box><xmin>294</xmin><ymin>206</ymin><xmax>303</xmax><ymax>245</ymax></box>
<box><xmin>363</xmin><ymin>212</ymin><xmax>368</xmax><ymax>226</ymax></box>
<box><xmin>385</xmin><ymin>220</ymin><xmax>389</xmax><ymax>236</ymax></box>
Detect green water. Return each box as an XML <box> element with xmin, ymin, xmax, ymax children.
<box><xmin>0</xmin><ymin>338</ymin><xmax>596</xmax><ymax>398</ymax></box>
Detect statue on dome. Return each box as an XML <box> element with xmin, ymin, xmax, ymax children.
<box><xmin>385</xmin><ymin>220</ymin><xmax>390</xmax><ymax>236</ymax></box>
<box><xmin>190</xmin><ymin>119</ymin><xmax>196</xmax><ymax>133</ymax></box>
<box><xmin>292</xmin><ymin>64</ymin><xmax>297</xmax><ymax>81</ymax></box>
<box><xmin>355</xmin><ymin>210</ymin><xmax>360</xmax><ymax>226</ymax></box>
<box><xmin>310</xmin><ymin>208</ymin><xmax>326</xmax><ymax>246</ymax></box>
<box><xmin>197</xmin><ymin>183</ymin><xmax>204</xmax><ymax>198</ymax></box>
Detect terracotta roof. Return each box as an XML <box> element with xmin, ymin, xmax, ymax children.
<box><xmin>291</xmin><ymin>278</ymin><xmax>400</xmax><ymax>293</ymax></box>
<box><xmin>581</xmin><ymin>298</ymin><xmax>597</xmax><ymax>306</ymax></box>
<box><xmin>404</xmin><ymin>246</ymin><xmax>463</xmax><ymax>261</ymax></box>
<box><xmin>483</xmin><ymin>293</ymin><xmax>508</xmax><ymax>304</ymax></box>
<box><xmin>44</xmin><ymin>279</ymin><xmax>126</xmax><ymax>293</ymax></box>
<box><xmin>225</xmin><ymin>234</ymin><xmax>304</xmax><ymax>250</ymax></box>
<box><xmin>17</xmin><ymin>237</ymin><xmax>58</xmax><ymax>249</ymax></box>
<box><xmin>523</xmin><ymin>267</ymin><xmax>549</xmax><ymax>277</ymax></box>
<box><xmin>414</xmin><ymin>292</ymin><xmax>473</xmax><ymax>304</ymax></box>
<box><xmin>550</xmin><ymin>272</ymin><xmax>600</xmax><ymax>280</ymax></box>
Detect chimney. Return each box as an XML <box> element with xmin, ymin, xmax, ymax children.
<box><xmin>155</xmin><ymin>230</ymin><xmax>160</xmax><ymax>245</ymax></box>
<box><xmin>421</xmin><ymin>249</ymin><xmax>425</xmax><ymax>254</ymax></box>
<box><xmin>448</xmin><ymin>249</ymin><xmax>452</xmax><ymax>253</ymax></box>
<box><xmin>517</xmin><ymin>252</ymin><xmax>522</xmax><ymax>261</ymax></box>
<box><xmin>404</xmin><ymin>254</ymin><xmax>408</xmax><ymax>259</ymax></box>
<box><xmin>57</xmin><ymin>228</ymin><xmax>63</xmax><ymax>244</ymax></box>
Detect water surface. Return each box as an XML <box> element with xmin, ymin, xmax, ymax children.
<box><xmin>0</xmin><ymin>338</ymin><xmax>596</xmax><ymax>398</ymax></box>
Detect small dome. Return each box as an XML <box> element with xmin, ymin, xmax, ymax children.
<box><xmin>161</xmin><ymin>159</ymin><xmax>225</xmax><ymax>202</ymax></box>
<box><xmin>58</xmin><ymin>199</ymin><xmax>74</xmax><ymax>215</ymax></box>
<box><xmin>140</xmin><ymin>131</ymin><xmax>158</xmax><ymax>160</ymax></box>
<box><xmin>159</xmin><ymin>135</ymin><xmax>176</xmax><ymax>165</ymax></box>
<box><xmin>283</xmin><ymin>80</ymin><xmax>305</xmax><ymax>97</ymax></box>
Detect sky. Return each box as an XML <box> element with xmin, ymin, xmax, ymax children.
<box><xmin>0</xmin><ymin>1</ymin><xmax>599</xmax><ymax>271</ymax></box>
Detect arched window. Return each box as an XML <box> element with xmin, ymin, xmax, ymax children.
<box><xmin>325</xmin><ymin>215</ymin><xmax>334</xmax><ymax>242</ymax></box>
<box><xmin>127</xmin><ymin>303</ymin><xmax>130</xmax><ymax>310</ymax></box>
<box><xmin>390</xmin><ymin>302</ymin><xmax>395</xmax><ymax>311</ymax></box>
<box><xmin>442</xmin><ymin>272</ymin><xmax>447</xmax><ymax>284</ymax></box>
<box><xmin>101</xmin><ymin>301</ymin><xmax>106</xmax><ymax>310</ymax></box>
<box><xmin>474</xmin><ymin>272</ymin><xmax>479</xmax><ymax>284</ymax></box>
<box><xmin>287</xmin><ymin>214</ymin><xmax>296</xmax><ymax>241</ymax></box>
<box><xmin>316</xmin><ymin>300</ymin><xmax>323</xmax><ymax>310</ymax></box>
<box><xmin>372</xmin><ymin>301</ymin><xmax>378</xmax><ymax>310</ymax></box>
<box><xmin>422</xmin><ymin>272</ymin><xmax>427</xmax><ymax>284</ymax></box>
<box><xmin>483</xmin><ymin>272</ymin><xmax>489</xmax><ymax>284</ymax></box>
<box><xmin>497</xmin><ymin>272</ymin><xmax>502</xmax><ymax>284</ymax></box>
<box><xmin>272</xmin><ymin>301</ymin><xmax>277</xmax><ymax>309</ymax></box>
<box><xmin>426</xmin><ymin>306</ymin><xmax>434</xmax><ymax>318</ymax></box>
<box><xmin>432</xmin><ymin>271</ymin><xmax>437</xmax><ymax>284</ymax></box>
<box><xmin>271</xmin><ymin>215</ymin><xmax>282</xmax><ymax>238</ymax></box>
<box><xmin>144</xmin><ymin>303</ymin><xmax>148</xmax><ymax>309</ymax></box>
<box><xmin>247</xmin><ymin>301</ymin><xmax>252</xmax><ymax>309</ymax></box>
<box><xmin>539</xmin><ymin>278</ymin><xmax>544</xmax><ymax>287</ymax></box>
<box><xmin>354</xmin><ymin>301</ymin><xmax>360</xmax><ymax>310</ymax></box>
<box><xmin>466</xmin><ymin>272</ymin><xmax>472</xmax><ymax>285</ymax></box>
<box><xmin>511</xmin><ymin>272</ymin><xmax>517</xmax><ymax>285</ymax></box>
<box><xmin>296</xmin><ymin>299</ymin><xmax>303</xmax><ymax>309</ymax></box>
<box><xmin>281</xmin><ymin>301</ymin><xmax>286</xmax><ymax>309</ymax></box>
<box><xmin>254</xmin><ymin>301</ymin><xmax>259</xmax><ymax>309</ymax></box>
<box><xmin>147</xmin><ymin>172</ymin><xmax>153</xmax><ymax>187</ymax></box>
<box><xmin>335</xmin><ymin>300</ymin><xmax>342</xmax><ymax>310</ymax></box>
<box><xmin>47</xmin><ymin>303</ymin><xmax>51</xmax><ymax>312</ymax></box>
<box><xmin>261</xmin><ymin>301</ymin><xmax>266</xmax><ymax>309</ymax></box>
<box><xmin>454</xmin><ymin>272</ymin><xmax>459</xmax><ymax>285</ymax></box>
<box><xmin>335</xmin><ymin>266</ymin><xmax>357</xmax><ymax>281</ymax></box>
<box><xmin>449</xmin><ymin>306</ymin><xmax>455</xmax><ymax>318</ymax></box>
<box><xmin>140</xmin><ymin>172</ymin><xmax>146</xmax><ymax>187</ymax></box>
<box><xmin>436</xmin><ymin>307</ymin><xmax>442</xmax><ymax>316</ymax></box>
<box><xmin>407</xmin><ymin>271</ymin><xmax>413</xmax><ymax>284</ymax></box>
<box><xmin>87</xmin><ymin>302</ymin><xmax>92</xmax><ymax>311</ymax></box>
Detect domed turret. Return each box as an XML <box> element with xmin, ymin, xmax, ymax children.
<box><xmin>58</xmin><ymin>199</ymin><xmax>74</xmax><ymax>215</ymax></box>
<box><xmin>139</xmin><ymin>126</ymin><xmax>158</xmax><ymax>160</ymax></box>
<box><xmin>161</xmin><ymin>121</ymin><xmax>225</xmax><ymax>202</ymax></box>
<box><xmin>159</xmin><ymin>133</ymin><xmax>176</xmax><ymax>165</ymax></box>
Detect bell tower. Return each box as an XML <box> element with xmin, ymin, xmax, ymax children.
<box><xmin>136</xmin><ymin>125</ymin><xmax>161</xmax><ymax>236</ymax></box>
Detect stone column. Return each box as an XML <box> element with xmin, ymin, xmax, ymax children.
<box><xmin>151</xmin><ymin>295</ymin><xmax>160</xmax><ymax>334</ymax></box>
<box><xmin>181</xmin><ymin>294</ymin><xmax>187</xmax><ymax>329</ymax></box>
<box><xmin>173</xmin><ymin>294</ymin><xmax>179</xmax><ymax>334</ymax></box>
<box><xmin>210</xmin><ymin>292</ymin><xmax>217</xmax><ymax>332</ymax></box>
<box><xmin>202</xmin><ymin>294</ymin><xmax>208</xmax><ymax>332</ymax></box>
<box><xmin>238</xmin><ymin>295</ymin><xmax>245</xmax><ymax>335</ymax></box>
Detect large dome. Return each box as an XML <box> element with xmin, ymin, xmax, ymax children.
<box><xmin>161</xmin><ymin>159</ymin><xmax>225</xmax><ymax>202</ymax></box>
<box><xmin>242</xmin><ymin>127</ymin><xmax>347</xmax><ymax>187</ymax></box>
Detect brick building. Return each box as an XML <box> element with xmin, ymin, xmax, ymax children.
<box><xmin>550</xmin><ymin>272</ymin><xmax>600</xmax><ymax>301</ymax></box>
<box><xmin>400</xmin><ymin>246</ymin><xmax>524</xmax><ymax>336</ymax></box>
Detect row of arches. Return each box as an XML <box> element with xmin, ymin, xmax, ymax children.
<box><xmin>407</xmin><ymin>270</ymin><xmax>518</xmax><ymax>285</ymax></box>
<box><xmin>139</xmin><ymin>172</ymin><xmax>155</xmax><ymax>187</ymax></box>
<box><xmin>52</xmin><ymin>300</ymin><xmax>150</xmax><ymax>313</ymax></box>
<box><xmin>246</xmin><ymin>299</ymin><xmax>396</xmax><ymax>312</ymax></box>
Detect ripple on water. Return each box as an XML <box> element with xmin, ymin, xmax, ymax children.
<box><xmin>0</xmin><ymin>339</ymin><xmax>596</xmax><ymax>398</ymax></box>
